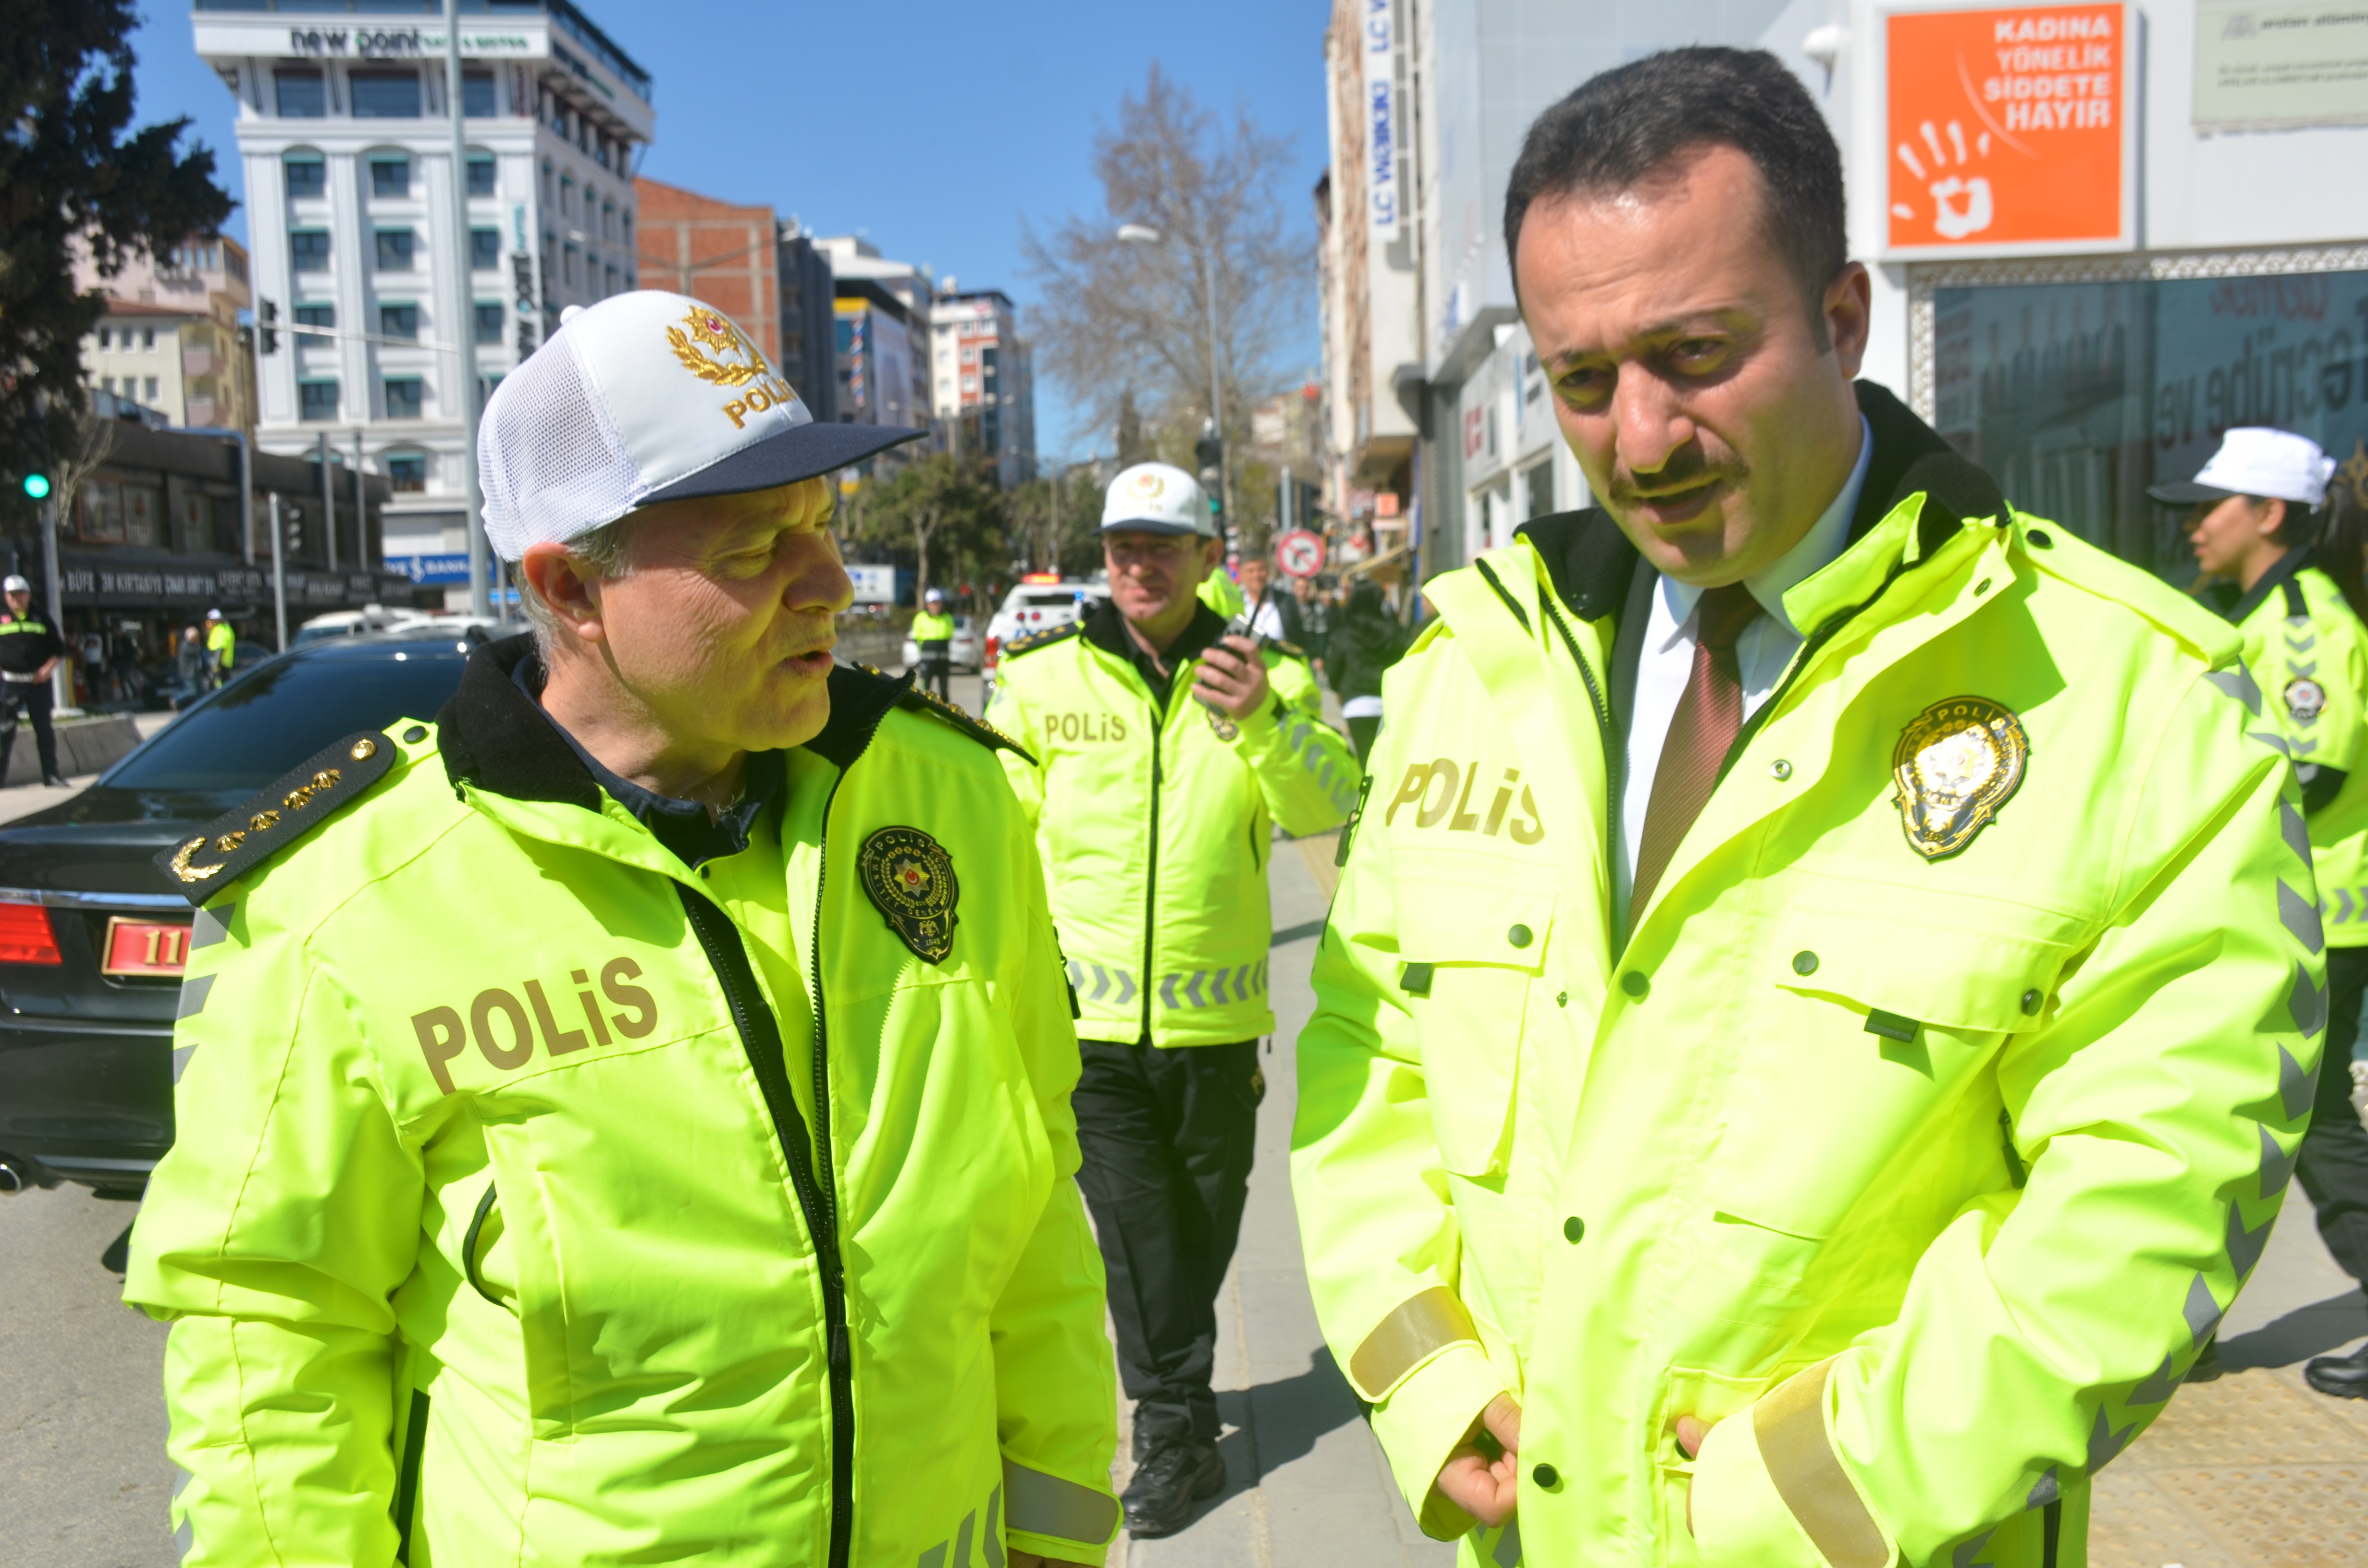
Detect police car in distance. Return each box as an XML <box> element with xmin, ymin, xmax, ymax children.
<box><xmin>0</xmin><ymin>625</ymin><xmax>497</xmax><ymax>1198</ymax></box>
<box><xmin>982</xmin><ymin>576</ymin><xmax>1107</xmax><ymax>702</ymax></box>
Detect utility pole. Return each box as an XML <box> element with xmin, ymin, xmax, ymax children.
<box><xmin>268</xmin><ymin>493</ymin><xmax>289</xmax><ymax>652</ymax></box>
<box><xmin>318</xmin><ymin>429</ymin><xmax>334</xmax><ymax>573</ymax></box>
<box><xmin>447</xmin><ymin>0</ymin><xmax>489</xmax><ymax>616</ymax></box>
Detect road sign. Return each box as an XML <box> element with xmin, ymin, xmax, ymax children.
<box><xmin>1276</xmin><ymin>529</ymin><xmax>1326</xmax><ymax>579</ymax></box>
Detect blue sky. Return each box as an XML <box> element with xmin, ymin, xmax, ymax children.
<box><xmin>126</xmin><ymin>0</ymin><xmax>1335</xmax><ymax>462</ymax></box>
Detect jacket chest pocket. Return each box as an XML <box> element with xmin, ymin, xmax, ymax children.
<box><xmin>1706</xmin><ymin>894</ymin><xmax>2079</xmax><ymax>1247</ymax></box>
<box><xmin>1397</xmin><ymin>875</ymin><xmax>1556</xmax><ymax>1178</ymax></box>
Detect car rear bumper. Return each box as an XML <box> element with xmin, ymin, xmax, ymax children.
<box><xmin>0</xmin><ymin>1016</ymin><xmax>171</xmax><ymax>1192</ymax></box>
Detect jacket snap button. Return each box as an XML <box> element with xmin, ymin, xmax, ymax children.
<box><xmin>1563</xmin><ymin>1215</ymin><xmax>1585</xmax><ymax>1243</ymax></box>
<box><xmin>1620</xmin><ymin>970</ymin><xmax>1649</xmax><ymax>999</ymax></box>
<box><xmin>1974</xmin><ymin>577</ymin><xmax>1993</xmax><ymax>597</ymax></box>
<box><xmin>1532</xmin><ymin>1463</ymin><xmax>1560</xmax><ymax>1489</ymax></box>
<box><xmin>402</xmin><ymin>724</ymin><xmax>428</xmax><ymax>743</ymax></box>
<box><xmin>1508</xmin><ymin>924</ymin><xmax>1533</xmax><ymax>949</ymax></box>
<box><xmin>2021</xmin><ymin>988</ymin><xmax>2043</xmax><ymax>1015</ymax></box>
<box><xmin>1792</xmin><ymin>951</ymin><xmax>1819</xmax><ymax>976</ymax></box>
<box><xmin>1556</xmin><ymin>990</ymin><xmax>1568</xmax><ymax>1007</ymax></box>
<box><xmin>2027</xmin><ymin>527</ymin><xmax>2054</xmax><ymax>549</ymax></box>
<box><xmin>1769</xmin><ymin>759</ymin><xmax>1792</xmax><ymax>781</ymax></box>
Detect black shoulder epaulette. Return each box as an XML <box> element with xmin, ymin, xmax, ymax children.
<box><xmin>155</xmin><ymin>731</ymin><xmax>398</xmax><ymax>903</ymax></box>
<box><xmin>1268</xmin><ymin>637</ymin><xmax>1311</xmax><ymax>662</ymax></box>
<box><xmin>852</xmin><ymin>665</ymin><xmax>1039</xmax><ymax>766</ymax></box>
<box><xmin>1001</xmin><ymin>623</ymin><xmax>1082</xmax><ymax>660</ymax></box>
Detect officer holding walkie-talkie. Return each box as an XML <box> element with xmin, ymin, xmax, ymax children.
<box><xmin>988</xmin><ymin>461</ymin><xmax>1358</xmax><ymax>1537</ymax></box>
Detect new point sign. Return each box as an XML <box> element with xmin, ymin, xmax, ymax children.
<box><xmin>1883</xmin><ymin>3</ymin><xmax>2138</xmax><ymax>257</ymax></box>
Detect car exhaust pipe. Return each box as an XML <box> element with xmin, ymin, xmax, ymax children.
<box><xmin>0</xmin><ymin>1157</ymin><xmax>31</xmax><ymax>1195</ymax></box>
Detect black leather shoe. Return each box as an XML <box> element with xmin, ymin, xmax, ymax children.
<box><xmin>2306</xmin><ymin>1342</ymin><xmax>2368</xmax><ymax>1398</ymax></box>
<box><xmin>41</xmin><ymin>775</ymin><xmax>67</xmax><ymax>789</ymax></box>
<box><xmin>1122</xmin><ymin>1438</ymin><xmax>1226</xmax><ymax>1538</ymax></box>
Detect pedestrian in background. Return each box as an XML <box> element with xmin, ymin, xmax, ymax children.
<box><xmin>910</xmin><ymin>585</ymin><xmax>956</xmax><ymax>702</ymax></box>
<box><xmin>1236</xmin><ymin>551</ymin><xmax>1305</xmax><ymax>647</ymax></box>
<box><xmin>1293</xmin><ymin>48</ymin><xmax>2314</xmax><ymax>1568</ymax></box>
<box><xmin>0</xmin><ymin>575</ymin><xmax>67</xmax><ymax>787</ymax></box>
<box><xmin>1326</xmin><ymin>578</ymin><xmax>1407</xmax><ymax>765</ymax></box>
<box><xmin>126</xmin><ymin>291</ymin><xmax>1120</xmax><ymax>1568</ymax></box>
<box><xmin>173</xmin><ymin>625</ymin><xmax>204</xmax><ymax>708</ymax></box>
<box><xmin>2157</xmin><ymin>430</ymin><xmax>2368</xmax><ymax>1398</ymax></box>
<box><xmin>989</xmin><ymin>461</ymin><xmax>1357</xmax><ymax>1538</ymax></box>
<box><xmin>1294</xmin><ymin>575</ymin><xmax>1332</xmax><ymax>671</ymax></box>
<box><xmin>202</xmin><ymin>608</ymin><xmax>233</xmax><ymax>689</ymax></box>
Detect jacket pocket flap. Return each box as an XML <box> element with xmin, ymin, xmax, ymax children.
<box><xmin>1770</xmin><ymin>901</ymin><xmax>2078</xmax><ymax>1035</ymax></box>
<box><xmin>1395</xmin><ymin>874</ymin><xmax>1555</xmax><ymax>977</ymax></box>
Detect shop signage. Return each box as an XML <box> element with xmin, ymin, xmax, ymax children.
<box><xmin>390</xmin><ymin>552</ymin><xmax>474</xmax><ymax>586</ymax></box>
<box><xmin>2195</xmin><ymin>0</ymin><xmax>2368</xmax><ymax>130</ymax></box>
<box><xmin>1366</xmin><ymin>0</ymin><xmax>1399</xmax><ymax>239</ymax></box>
<box><xmin>1884</xmin><ymin>3</ymin><xmax>2136</xmax><ymax>256</ymax></box>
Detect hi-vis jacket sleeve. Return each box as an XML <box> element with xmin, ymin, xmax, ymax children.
<box><xmin>991</xmin><ymin>828</ymin><xmax>1123</xmax><ymax>1563</ymax></box>
<box><xmin>124</xmin><ymin>896</ymin><xmax>420</xmax><ymax>1568</ymax></box>
<box><xmin>1693</xmin><ymin>674</ymin><xmax>2320</xmax><ymax>1568</ymax></box>
<box><xmin>1236</xmin><ymin>652</ymin><xmax>1359</xmax><ymax>837</ymax></box>
<box><xmin>990</xmin><ymin>678</ymin><xmax>1048</xmax><ymax>829</ymax></box>
<box><xmin>1291</xmin><ymin>799</ymin><xmax>1512</xmax><ymax>1539</ymax></box>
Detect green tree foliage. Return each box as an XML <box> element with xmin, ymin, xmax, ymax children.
<box><xmin>1006</xmin><ymin>465</ymin><xmax>1109</xmax><ymax>581</ymax></box>
<box><xmin>840</xmin><ymin>454</ymin><xmax>1010</xmax><ymax>604</ymax></box>
<box><xmin>2</xmin><ymin>1</ymin><xmax>235</xmax><ymax>484</ymax></box>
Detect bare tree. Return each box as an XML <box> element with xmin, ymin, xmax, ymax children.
<box><xmin>1023</xmin><ymin>66</ymin><xmax>1312</xmax><ymax>549</ymax></box>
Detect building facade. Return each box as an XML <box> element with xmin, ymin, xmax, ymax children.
<box><xmin>778</xmin><ymin>223</ymin><xmax>838</xmax><ymax>426</ymax></box>
<box><xmin>930</xmin><ymin>289</ymin><xmax>1037</xmax><ymax>489</ymax></box>
<box><xmin>73</xmin><ymin>237</ymin><xmax>258</xmax><ymax>435</ymax></box>
<box><xmin>192</xmin><ymin>0</ymin><xmax>655</xmax><ymax>602</ymax></box>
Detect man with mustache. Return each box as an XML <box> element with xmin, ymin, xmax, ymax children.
<box><xmin>128</xmin><ymin>293</ymin><xmax>1119</xmax><ymax>1568</ymax></box>
<box><xmin>1292</xmin><ymin>49</ymin><xmax>2316</xmax><ymax>1568</ymax></box>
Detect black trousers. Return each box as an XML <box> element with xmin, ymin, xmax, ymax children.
<box><xmin>916</xmin><ymin>651</ymin><xmax>951</xmax><ymax>703</ymax></box>
<box><xmin>0</xmin><ymin>679</ymin><xmax>58</xmax><ymax>784</ymax></box>
<box><xmin>2298</xmin><ymin>944</ymin><xmax>2368</xmax><ymax>1284</ymax></box>
<box><xmin>1073</xmin><ymin>1038</ymin><xmax>1262</xmax><ymax>1448</ymax></box>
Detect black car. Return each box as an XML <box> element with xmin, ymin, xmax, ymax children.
<box><xmin>0</xmin><ymin>628</ymin><xmax>484</xmax><ymax>1196</ymax></box>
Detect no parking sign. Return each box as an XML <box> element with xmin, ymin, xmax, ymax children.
<box><xmin>1276</xmin><ymin>529</ymin><xmax>1326</xmax><ymax>579</ymax></box>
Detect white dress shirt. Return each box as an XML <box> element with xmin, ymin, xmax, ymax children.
<box><xmin>1612</xmin><ymin>418</ymin><xmax>1873</xmax><ymax>926</ymax></box>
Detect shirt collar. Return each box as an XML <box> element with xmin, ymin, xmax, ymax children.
<box><xmin>1654</xmin><ymin>414</ymin><xmax>1874</xmax><ymax>646</ymax></box>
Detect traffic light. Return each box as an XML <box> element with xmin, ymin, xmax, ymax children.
<box><xmin>259</xmin><ymin>299</ymin><xmax>280</xmax><ymax>355</ymax></box>
<box><xmin>20</xmin><ymin>473</ymin><xmax>49</xmax><ymax>502</ymax></box>
<box><xmin>1194</xmin><ymin>426</ymin><xmax>1222</xmax><ymax>473</ymax></box>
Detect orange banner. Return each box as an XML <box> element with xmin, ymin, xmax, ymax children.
<box><xmin>1886</xmin><ymin>4</ymin><xmax>2128</xmax><ymax>251</ymax></box>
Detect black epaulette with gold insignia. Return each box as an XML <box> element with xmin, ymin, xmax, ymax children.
<box><xmin>1001</xmin><ymin>623</ymin><xmax>1082</xmax><ymax>660</ymax></box>
<box><xmin>154</xmin><ymin>731</ymin><xmax>397</xmax><ymax>903</ymax></box>
<box><xmin>1269</xmin><ymin>637</ymin><xmax>1311</xmax><ymax>662</ymax></box>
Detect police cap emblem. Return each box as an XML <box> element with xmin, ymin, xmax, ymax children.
<box><xmin>2286</xmin><ymin>676</ymin><xmax>2328</xmax><ymax>725</ymax></box>
<box><xmin>1891</xmin><ymin>697</ymin><xmax>2030</xmax><ymax>861</ymax></box>
<box><xmin>857</xmin><ymin>826</ymin><xmax>960</xmax><ymax>964</ymax></box>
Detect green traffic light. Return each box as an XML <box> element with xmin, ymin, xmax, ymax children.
<box><xmin>21</xmin><ymin>474</ymin><xmax>49</xmax><ymax>501</ymax></box>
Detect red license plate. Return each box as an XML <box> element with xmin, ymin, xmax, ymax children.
<box><xmin>102</xmin><ymin>917</ymin><xmax>192</xmax><ymax>977</ymax></box>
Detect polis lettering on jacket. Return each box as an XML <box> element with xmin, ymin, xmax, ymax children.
<box><xmin>412</xmin><ymin>957</ymin><xmax>658</xmax><ymax>1094</ymax></box>
<box><xmin>1047</xmin><ymin>711</ymin><xmax>1127</xmax><ymax>744</ymax></box>
<box><xmin>1384</xmin><ymin>760</ymin><xmax>1544</xmax><ymax>842</ymax></box>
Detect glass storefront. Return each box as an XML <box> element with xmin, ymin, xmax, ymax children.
<box><xmin>1930</xmin><ymin>267</ymin><xmax>2368</xmax><ymax>586</ymax></box>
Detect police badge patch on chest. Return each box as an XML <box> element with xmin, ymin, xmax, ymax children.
<box><xmin>857</xmin><ymin>826</ymin><xmax>960</xmax><ymax>963</ymax></box>
<box><xmin>2286</xmin><ymin>676</ymin><xmax>2329</xmax><ymax>725</ymax></box>
<box><xmin>1890</xmin><ymin>697</ymin><xmax>2030</xmax><ymax>861</ymax></box>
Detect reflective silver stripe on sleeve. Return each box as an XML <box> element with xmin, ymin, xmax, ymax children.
<box><xmin>172</xmin><ymin>1467</ymin><xmax>194</xmax><ymax>1561</ymax></box>
<box><xmin>189</xmin><ymin>903</ymin><xmax>234</xmax><ymax>949</ymax></box>
<box><xmin>1001</xmin><ymin>1458</ymin><xmax>1120</xmax><ymax>1545</ymax></box>
<box><xmin>2280</xmin><ymin>880</ymin><xmax>2325</xmax><ymax>953</ymax></box>
<box><xmin>172</xmin><ymin>1044</ymin><xmax>196</xmax><ymax>1084</ymax></box>
<box><xmin>175</xmin><ymin>972</ymin><xmax>215</xmax><ymax>1021</ymax></box>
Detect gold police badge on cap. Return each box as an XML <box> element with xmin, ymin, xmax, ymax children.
<box><xmin>1891</xmin><ymin>697</ymin><xmax>2030</xmax><ymax>861</ymax></box>
<box><xmin>858</xmin><ymin>826</ymin><xmax>960</xmax><ymax>964</ymax></box>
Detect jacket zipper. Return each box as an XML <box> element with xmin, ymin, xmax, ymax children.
<box><xmin>1139</xmin><ymin>706</ymin><xmax>1164</xmax><ymax>1042</ymax></box>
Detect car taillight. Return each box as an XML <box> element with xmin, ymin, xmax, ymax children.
<box><xmin>984</xmin><ymin>635</ymin><xmax>1001</xmax><ymax>669</ymax></box>
<box><xmin>0</xmin><ymin>903</ymin><xmax>62</xmax><ymax>965</ymax></box>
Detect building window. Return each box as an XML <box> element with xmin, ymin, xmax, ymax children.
<box><xmin>374</xmin><ymin>229</ymin><xmax>416</xmax><ymax>271</ymax></box>
<box><xmin>540</xmin><ymin>161</ymin><xmax>554</xmax><ymax>204</ymax></box>
<box><xmin>1523</xmin><ymin>460</ymin><xmax>1554</xmax><ymax>519</ymax></box>
<box><xmin>475</xmin><ymin>302</ymin><xmax>503</xmax><ymax>344</ymax></box>
<box><xmin>467</xmin><ymin>155</ymin><xmax>496</xmax><ymax>196</ymax></box>
<box><xmin>560</xmin><ymin>177</ymin><xmax>574</xmax><ymax>217</ymax></box>
<box><xmin>370</xmin><ymin>158</ymin><xmax>409</xmax><ymax>197</ymax></box>
<box><xmin>96</xmin><ymin>328</ymin><xmax>110</xmax><ymax>350</ymax></box>
<box><xmin>604</xmin><ymin>265</ymin><xmax>617</xmax><ymax>296</ymax></box>
<box><xmin>379</xmin><ymin>304</ymin><xmax>419</xmax><ymax>342</ymax></box>
<box><xmin>350</xmin><ymin>70</ymin><xmax>421</xmax><ymax>119</ymax></box>
<box><xmin>470</xmin><ymin>228</ymin><xmax>500</xmax><ymax>270</ymax></box>
<box><xmin>142</xmin><ymin>327</ymin><xmax>156</xmax><ymax>351</ymax></box>
<box><xmin>383</xmin><ymin>377</ymin><xmax>424</xmax><ymax>419</ymax></box>
<box><xmin>290</xmin><ymin>230</ymin><xmax>332</xmax><ymax>272</ymax></box>
<box><xmin>299</xmin><ymin>380</ymin><xmax>339</xmax><ymax>422</ymax></box>
<box><xmin>143</xmin><ymin>377</ymin><xmax>159</xmax><ymax>402</ymax></box>
<box><xmin>274</xmin><ymin>70</ymin><xmax>326</xmax><ymax>118</ymax></box>
<box><xmin>386</xmin><ymin>453</ymin><xmax>428</xmax><ymax>492</ymax></box>
<box><xmin>462</xmin><ymin>70</ymin><xmax>496</xmax><ymax>118</ymax></box>
<box><xmin>295</xmin><ymin>303</ymin><xmax>334</xmax><ymax>330</ymax></box>
<box><xmin>621</xmin><ymin>214</ymin><xmax>632</xmax><ymax>251</ymax></box>
<box><xmin>563</xmin><ymin>245</ymin><xmax>577</xmax><ymax>285</ymax></box>
<box><xmin>283</xmin><ymin>153</ymin><xmax>326</xmax><ymax>198</ymax></box>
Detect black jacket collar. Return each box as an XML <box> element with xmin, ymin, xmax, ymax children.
<box><xmin>2224</xmin><ymin>546</ymin><xmax>2315</xmax><ymax>625</ymax></box>
<box><xmin>1081</xmin><ymin>595</ymin><xmax>1230</xmax><ymax>668</ymax></box>
<box><xmin>438</xmin><ymin>634</ymin><xmax>907</xmax><ymax>804</ymax></box>
<box><xmin>1513</xmin><ymin>380</ymin><xmax>2009</xmax><ymax>623</ymax></box>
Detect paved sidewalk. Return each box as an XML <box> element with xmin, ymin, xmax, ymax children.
<box><xmin>1108</xmin><ymin>829</ymin><xmax>1453</xmax><ymax>1567</ymax></box>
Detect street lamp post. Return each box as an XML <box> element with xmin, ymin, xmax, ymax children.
<box><xmin>1115</xmin><ymin>223</ymin><xmax>1229</xmax><ymax>535</ymax></box>
<box><xmin>445</xmin><ymin>0</ymin><xmax>489</xmax><ymax>617</ymax></box>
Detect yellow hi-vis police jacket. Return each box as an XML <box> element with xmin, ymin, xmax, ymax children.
<box><xmin>988</xmin><ymin>598</ymin><xmax>1358</xmax><ymax>1046</ymax></box>
<box><xmin>1291</xmin><ymin>385</ymin><xmax>2320</xmax><ymax>1568</ymax></box>
<box><xmin>2223</xmin><ymin>547</ymin><xmax>2368</xmax><ymax>942</ymax></box>
<box><xmin>124</xmin><ymin>642</ymin><xmax>1121</xmax><ymax>1568</ymax></box>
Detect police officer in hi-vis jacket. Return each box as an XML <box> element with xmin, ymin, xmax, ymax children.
<box><xmin>1291</xmin><ymin>49</ymin><xmax>2318</xmax><ymax>1568</ymax></box>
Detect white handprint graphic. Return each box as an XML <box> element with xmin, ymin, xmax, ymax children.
<box><xmin>1892</xmin><ymin>119</ymin><xmax>1995</xmax><ymax>240</ymax></box>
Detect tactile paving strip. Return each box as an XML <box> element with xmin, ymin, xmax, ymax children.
<box><xmin>2088</xmin><ymin>1370</ymin><xmax>2368</xmax><ymax>1568</ymax></box>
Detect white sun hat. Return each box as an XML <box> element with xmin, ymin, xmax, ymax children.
<box><xmin>478</xmin><ymin>290</ymin><xmax>924</xmax><ymax>559</ymax></box>
<box><xmin>2148</xmin><ymin>428</ymin><xmax>2338</xmax><ymax>510</ymax></box>
<box><xmin>1100</xmin><ymin>462</ymin><xmax>1215</xmax><ymax>537</ymax></box>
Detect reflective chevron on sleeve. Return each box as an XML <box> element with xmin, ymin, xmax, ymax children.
<box><xmin>1001</xmin><ymin>1459</ymin><xmax>1120</xmax><ymax>1547</ymax></box>
<box><xmin>1153</xmin><ymin>963</ymin><xmax>1271</xmax><ymax>1010</ymax></box>
<box><xmin>2204</xmin><ymin>665</ymin><xmax>2263</xmax><ymax>714</ymax></box>
<box><xmin>1065</xmin><ymin>958</ymin><xmax>1135</xmax><ymax>1008</ymax></box>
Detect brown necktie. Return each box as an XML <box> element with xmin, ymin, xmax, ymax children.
<box><xmin>1629</xmin><ymin>582</ymin><xmax>1762</xmax><ymax>931</ymax></box>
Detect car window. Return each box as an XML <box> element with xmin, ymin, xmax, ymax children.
<box><xmin>1023</xmin><ymin>592</ymin><xmax>1079</xmax><ymax>607</ymax></box>
<box><xmin>108</xmin><ymin>646</ymin><xmax>472</xmax><ymax>793</ymax></box>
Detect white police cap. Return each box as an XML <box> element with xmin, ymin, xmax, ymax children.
<box><xmin>1101</xmin><ymin>462</ymin><xmax>1216</xmax><ymax>538</ymax></box>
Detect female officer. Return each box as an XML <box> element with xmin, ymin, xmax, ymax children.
<box><xmin>2158</xmin><ymin>428</ymin><xmax>2368</xmax><ymax>1396</ymax></box>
